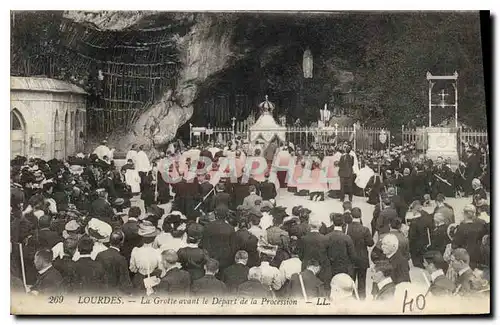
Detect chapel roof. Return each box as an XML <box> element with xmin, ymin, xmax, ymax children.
<box><xmin>10</xmin><ymin>76</ymin><xmax>87</xmax><ymax>95</ymax></box>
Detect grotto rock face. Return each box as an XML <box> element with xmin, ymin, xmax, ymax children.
<box><xmin>66</xmin><ymin>11</ymin><xmax>241</xmax><ymax>154</ymax></box>
<box><xmin>63</xmin><ymin>11</ymin><xmax>359</xmax><ymax>155</ymax></box>
<box><xmin>63</xmin><ymin>11</ymin><xmax>154</xmax><ymax>31</ymax></box>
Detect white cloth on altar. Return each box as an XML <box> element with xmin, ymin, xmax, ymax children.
<box><xmin>249</xmin><ymin>112</ymin><xmax>286</xmax><ymax>142</ymax></box>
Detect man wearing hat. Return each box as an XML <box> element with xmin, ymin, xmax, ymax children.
<box><xmin>96</xmin><ymin>230</ymin><xmax>133</xmax><ymax>295</ymax></box>
<box><xmin>51</xmin><ymin>220</ymin><xmax>82</xmax><ymax>260</ymax></box>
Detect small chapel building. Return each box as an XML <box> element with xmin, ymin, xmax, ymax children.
<box><xmin>10</xmin><ymin>76</ymin><xmax>87</xmax><ymax>160</ymax></box>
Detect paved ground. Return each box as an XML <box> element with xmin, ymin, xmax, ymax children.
<box><xmin>128</xmin><ymin>186</ymin><xmax>476</xmax><ymax>301</ymax></box>
<box><xmin>273</xmin><ymin>189</ymin><xmax>475</xmax><ymax>300</ymax></box>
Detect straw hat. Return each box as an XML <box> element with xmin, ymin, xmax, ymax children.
<box><xmin>69</xmin><ymin>165</ymin><xmax>84</xmax><ymax>175</ymax></box>
<box><xmin>62</xmin><ymin>220</ymin><xmax>80</xmax><ymax>239</ymax></box>
<box><xmin>138</xmin><ymin>221</ymin><xmax>161</xmax><ymax>238</ymax></box>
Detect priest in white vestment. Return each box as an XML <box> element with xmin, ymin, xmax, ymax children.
<box><xmin>93</xmin><ymin>140</ymin><xmax>111</xmax><ymax>160</ymax></box>
<box><xmin>126</xmin><ymin>144</ymin><xmax>138</xmax><ymax>164</ymax></box>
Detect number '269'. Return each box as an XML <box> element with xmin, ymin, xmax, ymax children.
<box><xmin>48</xmin><ymin>296</ymin><xmax>64</xmax><ymax>304</ymax></box>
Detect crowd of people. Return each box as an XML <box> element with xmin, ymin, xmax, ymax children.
<box><xmin>10</xmin><ymin>136</ymin><xmax>490</xmax><ymax>306</ymax></box>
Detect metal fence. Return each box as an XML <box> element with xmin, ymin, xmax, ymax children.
<box><xmin>190</xmin><ymin>120</ymin><xmax>391</xmax><ymax>154</ymax></box>
<box><xmin>401</xmin><ymin>125</ymin><xmax>488</xmax><ymax>159</ymax></box>
<box><xmin>401</xmin><ymin>126</ymin><xmax>428</xmax><ymax>152</ymax></box>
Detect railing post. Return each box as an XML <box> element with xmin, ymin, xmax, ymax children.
<box><xmin>305</xmin><ymin>127</ymin><xmax>309</xmax><ymax>149</ymax></box>
<box><xmin>353</xmin><ymin>124</ymin><xmax>357</xmax><ymax>151</ymax></box>
<box><xmin>189</xmin><ymin>123</ymin><xmax>192</xmax><ymax>147</ymax></box>
<box><xmin>334</xmin><ymin>123</ymin><xmax>339</xmax><ymax>147</ymax></box>
<box><xmin>231</xmin><ymin>117</ymin><xmax>236</xmax><ymax>140</ymax></box>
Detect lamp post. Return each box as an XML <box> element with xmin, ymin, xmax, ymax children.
<box><xmin>231</xmin><ymin>117</ymin><xmax>236</xmax><ymax>140</ymax></box>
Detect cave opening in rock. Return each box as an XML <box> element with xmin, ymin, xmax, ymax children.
<box><xmin>184</xmin><ymin>12</ymin><xmax>360</xmax><ymax>142</ymax></box>
<box><xmin>13</xmin><ymin>11</ymin><xmax>485</xmax><ymax>153</ymax></box>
